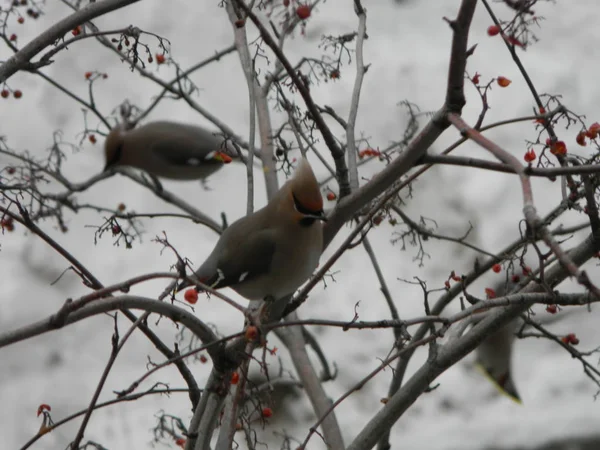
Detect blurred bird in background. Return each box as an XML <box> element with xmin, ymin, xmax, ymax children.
<box><xmin>103</xmin><ymin>120</ymin><xmax>236</xmax><ymax>183</ymax></box>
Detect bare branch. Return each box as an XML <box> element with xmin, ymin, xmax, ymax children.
<box><xmin>346</xmin><ymin>0</ymin><xmax>368</xmax><ymax>191</ymax></box>
<box><xmin>0</xmin><ymin>0</ymin><xmax>142</xmax><ymax>83</ymax></box>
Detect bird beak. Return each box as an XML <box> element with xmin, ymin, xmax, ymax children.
<box><xmin>305</xmin><ymin>210</ymin><xmax>328</xmax><ymax>222</ymax></box>
<box><xmin>213</xmin><ymin>151</ymin><xmax>233</xmax><ymax>164</ymax></box>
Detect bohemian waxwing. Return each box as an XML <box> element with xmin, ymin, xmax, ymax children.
<box><xmin>475</xmin><ymin>316</ymin><xmax>521</xmax><ymax>403</ymax></box>
<box><xmin>178</xmin><ymin>157</ymin><xmax>326</xmax><ymax>301</ymax></box>
<box><xmin>104</xmin><ymin>121</ymin><xmax>235</xmax><ymax>180</ymax></box>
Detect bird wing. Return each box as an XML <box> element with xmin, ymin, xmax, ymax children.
<box><xmin>151</xmin><ymin>135</ymin><xmax>224</xmax><ymax>167</ymax></box>
<box><xmin>206</xmin><ymin>228</ymin><xmax>277</xmax><ymax>289</ymax></box>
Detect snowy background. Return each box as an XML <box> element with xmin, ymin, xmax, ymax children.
<box><xmin>2</xmin><ymin>0</ymin><xmax>600</xmax><ymax>449</ymax></box>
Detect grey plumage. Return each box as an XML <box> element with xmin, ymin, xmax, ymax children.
<box><xmin>475</xmin><ymin>320</ymin><xmax>521</xmax><ymax>403</ymax></box>
<box><xmin>104</xmin><ymin>121</ymin><xmax>235</xmax><ymax>180</ymax></box>
<box><xmin>179</xmin><ymin>157</ymin><xmax>326</xmax><ymax>301</ymax></box>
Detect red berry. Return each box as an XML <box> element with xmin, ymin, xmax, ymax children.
<box><xmin>586</xmin><ymin>122</ymin><xmax>600</xmax><ymax>139</ymax></box>
<box><xmin>184</xmin><ymin>288</ymin><xmax>198</xmax><ymax>304</ymax></box>
<box><xmin>326</xmin><ymin>192</ymin><xmax>336</xmax><ymax>201</ymax></box>
<box><xmin>372</xmin><ymin>215</ymin><xmax>383</xmax><ymax>226</ymax></box>
<box><xmin>472</xmin><ymin>72</ymin><xmax>480</xmax><ymax>85</ymax></box>
<box><xmin>497</xmin><ymin>76</ymin><xmax>511</xmax><ymax>88</ymax></box>
<box><xmin>117</xmin><ymin>203</ymin><xmax>126</xmax><ymax>212</ymax></box>
<box><xmin>71</xmin><ymin>25</ymin><xmax>82</xmax><ymax>36</ymax></box>
<box><xmin>84</xmin><ymin>71</ymin><xmax>93</xmax><ymax>80</ymax></box>
<box><xmin>13</xmin><ymin>89</ymin><xmax>22</xmax><ymax>99</ymax></box>
<box><xmin>175</xmin><ymin>437</ymin><xmax>186</xmax><ymax>447</ymax></box>
<box><xmin>330</xmin><ymin>69</ymin><xmax>340</xmax><ymax>79</ymax></box>
<box><xmin>1</xmin><ymin>89</ymin><xmax>9</xmax><ymax>98</ymax></box>
<box><xmin>546</xmin><ymin>304</ymin><xmax>557</xmax><ymax>314</ymax></box>
<box><xmin>17</xmin><ymin>17</ymin><xmax>24</xmax><ymax>24</ymax></box>
<box><xmin>7</xmin><ymin>167</ymin><xmax>15</xmax><ymax>174</ymax></box>
<box><xmin>296</xmin><ymin>4</ymin><xmax>311</xmax><ymax>19</ymax></box>
<box><xmin>155</xmin><ymin>53</ymin><xmax>166</xmax><ymax>64</ymax></box>
<box><xmin>576</xmin><ymin>132</ymin><xmax>587</xmax><ymax>147</ymax></box>
<box><xmin>283</xmin><ymin>0</ymin><xmax>290</xmax><ymax>6</ymax></box>
<box><xmin>36</xmin><ymin>404</ymin><xmax>51</xmax><ymax>417</ymax></box>
<box><xmin>487</xmin><ymin>25</ymin><xmax>500</xmax><ymax>36</ymax></box>
<box><xmin>484</xmin><ymin>288</ymin><xmax>496</xmax><ymax>299</ymax></box>
<box><xmin>9</xmin><ymin>34</ymin><xmax>17</xmax><ymax>41</ymax></box>
<box><xmin>444</xmin><ymin>280</ymin><xmax>451</xmax><ymax>289</ymax></box>
<box><xmin>199</xmin><ymin>354</ymin><xmax>208</xmax><ymax>363</ymax></box>
<box><xmin>261</xmin><ymin>407</ymin><xmax>273</xmax><ymax>418</ymax></box>
<box><xmin>492</xmin><ymin>264</ymin><xmax>502</xmax><ymax>273</ymax></box>
<box><xmin>245</xmin><ymin>325</ymin><xmax>259</xmax><ymax>342</ymax></box>
<box><xmin>230</xmin><ymin>372</ymin><xmax>239</xmax><ymax>385</ymax></box>
<box><xmin>88</xmin><ymin>134</ymin><xmax>97</xmax><ymax>144</ymax></box>
<box><xmin>522</xmin><ymin>266</ymin><xmax>532</xmax><ymax>276</ymax></box>
<box><xmin>550</xmin><ymin>141</ymin><xmax>567</xmax><ymax>156</ymax></box>
<box><xmin>511</xmin><ymin>274</ymin><xmax>520</xmax><ymax>283</ymax></box>
<box><xmin>234</xmin><ymin>19</ymin><xmax>245</xmax><ymax>28</ymax></box>
<box><xmin>524</xmin><ymin>149</ymin><xmax>536</xmax><ymax>163</ymax></box>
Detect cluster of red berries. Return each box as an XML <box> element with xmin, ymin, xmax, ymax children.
<box><xmin>561</xmin><ymin>333</ymin><xmax>579</xmax><ymax>345</ymax></box>
<box><xmin>1</xmin><ymin>88</ymin><xmax>22</xmax><ymax>99</ymax></box>
<box><xmin>576</xmin><ymin>122</ymin><xmax>600</xmax><ymax>147</ymax></box>
<box><xmin>358</xmin><ymin>148</ymin><xmax>381</xmax><ymax>158</ymax></box>
<box><xmin>443</xmin><ymin>270</ymin><xmax>462</xmax><ymax>289</ymax></box>
<box><xmin>11</xmin><ymin>0</ymin><xmax>40</xmax><ymax>19</ymax></box>
<box><xmin>1</xmin><ymin>217</ymin><xmax>15</xmax><ymax>232</ymax></box>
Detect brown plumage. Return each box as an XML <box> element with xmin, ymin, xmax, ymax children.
<box><xmin>179</xmin><ymin>157</ymin><xmax>326</xmax><ymax>301</ymax></box>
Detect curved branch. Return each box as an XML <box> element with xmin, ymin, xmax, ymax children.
<box><xmin>0</xmin><ymin>295</ymin><xmax>221</xmax><ymax>357</ymax></box>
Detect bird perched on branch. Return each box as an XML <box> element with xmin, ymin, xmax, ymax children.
<box><xmin>103</xmin><ymin>121</ymin><xmax>235</xmax><ymax>181</ymax></box>
<box><xmin>178</xmin><ymin>157</ymin><xmax>326</xmax><ymax>302</ymax></box>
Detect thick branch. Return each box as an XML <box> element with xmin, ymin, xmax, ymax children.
<box><xmin>350</xmin><ymin>233</ymin><xmax>598</xmax><ymax>450</ymax></box>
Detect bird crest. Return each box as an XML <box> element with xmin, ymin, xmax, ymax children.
<box><xmin>290</xmin><ymin>157</ymin><xmax>323</xmax><ymax>214</ymax></box>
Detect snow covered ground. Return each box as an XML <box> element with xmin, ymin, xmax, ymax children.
<box><xmin>2</xmin><ymin>0</ymin><xmax>600</xmax><ymax>449</ymax></box>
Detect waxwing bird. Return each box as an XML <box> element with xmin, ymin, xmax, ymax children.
<box><xmin>475</xmin><ymin>319</ymin><xmax>521</xmax><ymax>403</ymax></box>
<box><xmin>104</xmin><ymin>121</ymin><xmax>235</xmax><ymax>180</ymax></box>
<box><xmin>178</xmin><ymin>157</ymin><xmax>326</xmax><ymax>301</ymax></box>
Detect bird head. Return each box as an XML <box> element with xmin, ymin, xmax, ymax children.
<box><xmin>288</xmin><ymin>158</ymin><xmax>327</xmax><ymax>225</ymax></box>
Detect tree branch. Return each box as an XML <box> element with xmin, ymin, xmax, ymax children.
<box><xmin>0</xmin><ymin>0</ymin><xmax>141</xmax><ymax>83</ymax></box>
